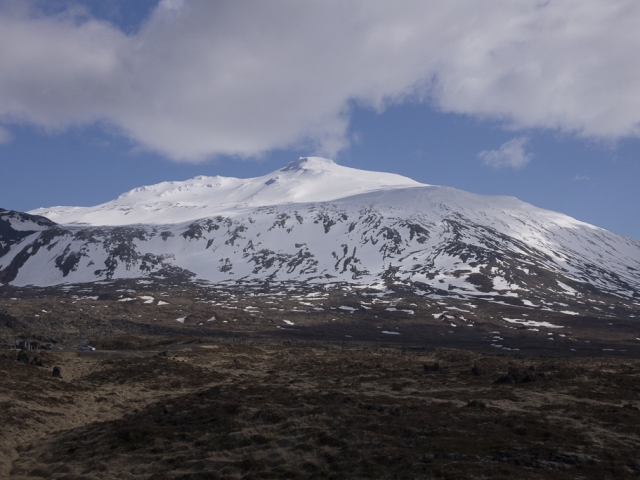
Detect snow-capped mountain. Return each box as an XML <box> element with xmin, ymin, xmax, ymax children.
<box><xmin>2</xmin><ymin>157</ymin><xmax>640</xmax><ymax>306</ymax></box>
<box><xmin>28</xmin><ymin>157</ymin><xmax>422</xmax><ymax>226</ymax></box>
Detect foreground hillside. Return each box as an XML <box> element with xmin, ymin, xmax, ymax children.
<box><xmin>1</xmin><ymin>278</ymin><xmax>639</xmax><ymax>478</ymax></box>
<box><xmin>2</xmin><ymin>341</ymin><xmax>640</xmax><ymax>479</ymax></box>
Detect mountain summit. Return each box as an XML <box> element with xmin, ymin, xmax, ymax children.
<box><xmin>28</xmin><ymin>157</ymin><xmax>422</xmax><ymax>226</ymax></box>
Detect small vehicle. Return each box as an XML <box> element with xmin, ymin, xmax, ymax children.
<box><xmin>78</xmin><ymin>345</ymin><xmax>96</xmax><ymax>351</ymax></box>
<box><xmin>43</xmin><ymin>343</ymin><xmax>54</xmax><ymax>350</ymax></box>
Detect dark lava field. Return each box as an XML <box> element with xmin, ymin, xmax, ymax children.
<box><xmin>1</xmin><ymin>278</ymin><xmax>640</xmax><ymax>479</ymax></box>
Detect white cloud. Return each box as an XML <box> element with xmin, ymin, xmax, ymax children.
<box><xmin>479</xmin><ymin>137</ymin><xmax>532</xmax><ymax>168</ymax></box>
<box><xmin>1</xmin><ymin>1</ymin><xmax>640</xmax><ymax>161</ymax></box>
<box><xmin>574</xmin><ymin>174</ymin><xmax>590</xmax><ymax>181</ymax></box>
<box><xmin>0</xmin><ymin>125</ymin><xmax>13</xmax><ymax>144</ymax></box>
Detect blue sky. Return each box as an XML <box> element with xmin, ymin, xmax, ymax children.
<box><xmin>1</xmin><ymin>1</ymin><xmax>639</xmax><ymax>240</ymax></box>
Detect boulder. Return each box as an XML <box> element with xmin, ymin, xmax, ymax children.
<box><xmin>30</xmin><ymin>356</ymin><xmax>43</xmax><ymax>367</ymax></box>
<box><xmin>16</xmin><ymin>350</ymin><xmax>29</xmax><ymax>364</ymax></box>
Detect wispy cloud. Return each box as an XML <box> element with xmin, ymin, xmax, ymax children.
<box><xmin>479</xmin><ymin>137</ymin><xmax>532</xmax><ymax>169</ymax></box>
<box><xmin>1</xmin><ymin>1</ymin><xmax>640</xmax><ymax>161</ymax></box>
<box><xmin>574</xmin><ymin>174</ymin><xmax>590</xmax><ymax>181</ymax></box>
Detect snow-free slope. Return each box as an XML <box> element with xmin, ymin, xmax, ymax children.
<box><xmin>29</xmin><ymin>157</ymin><xmax>423</xmax><ymax>226</ymax></box>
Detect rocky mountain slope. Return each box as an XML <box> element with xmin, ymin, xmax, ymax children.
<box><xmin>1</xmin><ymin>158</ymin><xmax>639</xmax><ymax>308</ymax></box>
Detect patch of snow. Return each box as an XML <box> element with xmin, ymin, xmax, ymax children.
<box><xmin>385</xmin><ymin>308</ymin><xmax>414</xmax><ymax>314</ymax></box>
<box><xmin>521</xmin><ymin>299</ymin><xmax>539</xmax><ymax>307</ymax></box>
<box><xmin>556</xmin><ymin>281</ymin><xmax>577</xmax><ymax>295</ymax></box>
<box><xmin>503</xmin><ymin>317</ymin><xmax>564</xmax><ymax>329</ymax></box>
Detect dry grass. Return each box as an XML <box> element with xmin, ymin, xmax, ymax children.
<box><xmin>2</xmin><ymin>343</ymin><xmax>640</xmax><ymax>479</ymax></box>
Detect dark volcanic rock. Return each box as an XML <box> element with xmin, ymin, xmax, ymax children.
<box><xmin>29</xmin><ymin>356</ymin><xmax>43</xmax><ymax>367</ymax></box>
<box><xmin>495</xmin><ymin>366</ymin><xmax>537</xmax><ymax>384</ymax></box>
<box><xmin>423</xmin><ymin>362</ymin><xmax>441</xmax><ymax>372</ymax></box>
<box><xmin>16</xmin><ymin>350</ymin><xmax>29</xmax><ymax>364</ymax></box>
